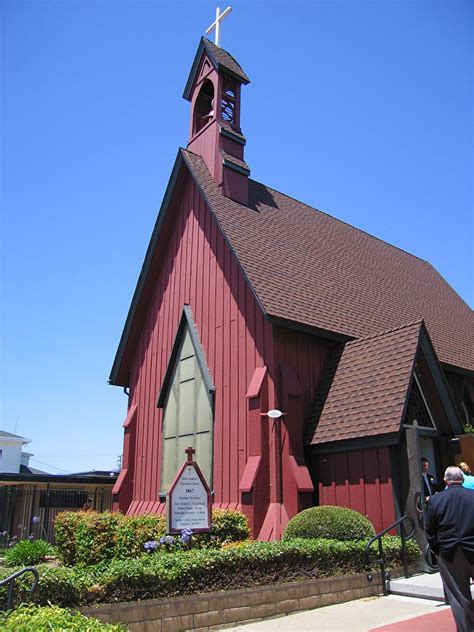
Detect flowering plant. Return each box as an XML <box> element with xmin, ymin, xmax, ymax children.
<box><xmin>143</xmin><ymin>540</ymin><xmax>159</xmax><ymax>552</ymax></box>
<box><xmin>143</xmin><ymin>529</ymin><xmax>193</xmax><ymax>553</ymax></box>
<box><xmin>31</xmin><ymin>515</ymin><xmax>49</xmax><ymax>541</ymax></box>
<box><xmin>180</xmin><ymin>528</ymin><xmax>193</xmax><ymax>545</ymax></box>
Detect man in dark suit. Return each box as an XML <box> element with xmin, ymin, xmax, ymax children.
<box><xmin>425</xmin><ymin>466</ymin><xmax>474</xmax><ymax>632</ymax></box>
<box><xmin>421</xmin><ymin>457</ymin><xmax>436</xmax><ymax>500</ymax></box>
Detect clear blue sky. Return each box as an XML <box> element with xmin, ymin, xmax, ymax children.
<box><xmin>1</xmin><ymin>1</ymin><xmax>472</xmax><ymax>474</ymax></box>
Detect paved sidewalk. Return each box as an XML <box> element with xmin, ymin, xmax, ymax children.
<box><xmin>371</xmin><ymin>606</ymin><xmax>455</xmax><ymax>631</ymax></box>
<box><xmin>224</xmin><ymin>595</ymin><xmax>453</xmax><ymax>631</ymax></box>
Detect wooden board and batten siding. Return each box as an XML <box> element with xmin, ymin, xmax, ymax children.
<box><xmin>123</xmin><ymin>179</ymin><xmax>273</xmax><ymax>515</ymax></box>
<box><xmin>312</xmin><ymin>447</ymin><xmax>396</xmax><ymax>534</ymax></box>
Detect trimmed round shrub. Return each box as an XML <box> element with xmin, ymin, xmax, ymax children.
<box><xmin>5</xmin><ymin>539</ymin><xmax>54</xmax><ymax>567</ymax></box>
<box><xmin>0</xmin><ymin>604</ymin><xmax>126</xmax><ymax>631</ymax></box>
<box><xmin>283</xmin><ymin>506</ymin><xmax>376</xmax><ymax>542</ymax></box>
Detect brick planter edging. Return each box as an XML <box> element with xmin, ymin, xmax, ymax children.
<box><xmin>81</xmin><ymin>567</ymin><xmax>415</xmax><ymax>632</ymax></box>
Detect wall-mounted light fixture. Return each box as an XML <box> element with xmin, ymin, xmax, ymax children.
<box><xmin>261</xmin><ymin>409</ymin><xmax>286</xmax><ymax>419</ymax></box>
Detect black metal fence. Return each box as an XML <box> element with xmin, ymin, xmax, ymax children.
<box><xmin>0</xmin><ymin>486</ymin><xmax>114</xmax><ymax>544</ymax></box>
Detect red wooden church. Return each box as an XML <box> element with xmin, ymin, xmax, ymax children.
<box><xmin>109</xmin><ymin>37</ymin><xmax>474</xmax><ymax>539</ymax></box>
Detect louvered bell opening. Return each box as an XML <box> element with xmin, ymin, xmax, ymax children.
<box><xmin>220</xmin><ymin>77</ymin><xmax>236</xmax><ymax>124</ymax></box>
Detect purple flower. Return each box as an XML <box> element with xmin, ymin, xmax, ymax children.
<box><xmin>32</xmin><ymin>516</ymin><xmax>40</xmax><ymax>524</ymax></box>
<box><xmin>164</xmin><ymin>535</ymin><xmax>174</xmax><ymax>545</ymax></box>
<box><xmin>180</xmin><ymin>528</ymin><xmax>193</xmax><ymax>544</ymax></box>
<box><xmin>144</xmin><ymin>540</ymin><xmax>159</xmax><ymax>552</ymax></box>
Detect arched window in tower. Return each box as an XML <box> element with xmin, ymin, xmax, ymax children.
<box><xmin>193</xmin><ymin>79</ymin><xmax>215</xmax><ymax>135</ymax></box>
<box><xmin>220</xmin><ymin>77</ymin><xmax>237</xmax><ymax>124</ymax></box>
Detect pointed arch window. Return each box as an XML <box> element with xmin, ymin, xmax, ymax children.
<box><xmin>157</xmin><ymin>306</ymin><xmax>215</xmax><ymax>493</ymax></box>
<box><xmin>193</xmin><ymin>79</ymin><xmax>215</xmax><ymax>135</ymax></box>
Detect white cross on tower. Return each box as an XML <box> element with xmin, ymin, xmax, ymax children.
<box><xmin>206</xmin><ymin>6</ymin><xmax>232</xmax><ymax>48</ymax></box>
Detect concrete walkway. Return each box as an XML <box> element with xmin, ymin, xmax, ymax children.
<box><xmin>223</xmin><ymin>572</ymin><xmax>474</xmax><ymax>631</ymax></box>
<box><xmin>223</xmin><ymin>595</ymin><xmax>453</xmax><ymax>631</ymax></box>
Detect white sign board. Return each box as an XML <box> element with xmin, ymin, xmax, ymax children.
<box><xmin>167</xmin><ymin>457</ymin><xmax>211</xmax><ymax>534</ymax></box>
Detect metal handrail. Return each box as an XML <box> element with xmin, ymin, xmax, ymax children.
<box><xmin>0</xmin><ymin>566</ymin><xmax>39</xmax><ymax>610</ymax></box>
<box><xmin>365</xmin><ymin>515</ymin><xmax>415</xmax><ymax>596</ymax></box>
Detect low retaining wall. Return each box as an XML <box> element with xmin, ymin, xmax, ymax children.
<box><xmin>81</xmin><ymin>570</ymin><xmax>390</xmax><ymax>631</ymax></box>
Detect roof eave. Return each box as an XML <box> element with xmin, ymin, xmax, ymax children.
<box><xmin>0</xmin><ymin>473</ymin><xmax>117</xmax><ymax>484</ymax></box>
<box><xmin>418</xmin><ymin>324</ymin><xmax>464</xmax><ymax>435</ymax></box>
<box><xmin>267</xmin><ymin>314</ymin><xmax>352</xmax><ymax>344</ymax></box>
<box><xmin>306</xmin><ymin>432</ymin><xmax>400</xmax><ymax>455</ymax></box>
<box><xmin>441</xmin><ymin>361</ymin><xmax>474</xmax><ymax>379</ymax></box>
<box><xmin>183</xmin><ymin>38</ymin><xmax>207</xmax><ymax>101</ymax></box>
<box><xmin>108</xmin><ymin>150</ymin><xmax>188</xmax><ymax>387</ymax></box>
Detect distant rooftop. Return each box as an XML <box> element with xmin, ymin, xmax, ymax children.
<box><xmin>0</xmin><ymin>430</ymin><xmax>31</xmax><ymax>443</ymax></box>
<box><xmin>68</xmin><ymin>469</ymin><xmax>119</xmax><ymax>478</ymax></box>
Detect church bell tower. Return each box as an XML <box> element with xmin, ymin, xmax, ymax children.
<box><xmin>183</xmin><ymin>37</ymin><xmax>250</xmax><ymax>205</ymax></box>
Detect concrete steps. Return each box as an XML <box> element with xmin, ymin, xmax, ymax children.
<box><xmin>387</xmin><ymin>573</ymin><xmax>445</xmax><ymax>601</ymax></box>
<box><xmin>388</xmin><ymin>572</ymin><xmax>474</xmax><ymax>602</ymax></box>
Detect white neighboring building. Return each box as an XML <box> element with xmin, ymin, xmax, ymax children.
<box><xmin>0</xmin><ymin>430</ymin><xmax>32</xmax><ymax>473</ymax></box>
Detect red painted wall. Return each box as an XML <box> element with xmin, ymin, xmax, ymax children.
<box><xmin>273</xmin><ymin>327</ymin><xmax>331</xmax><ymax>416</ymax></box>
<box><xmin>124</xmin><ymin>177</ymin><xmax>273</xmax><ymax>515</ymax></box>
<box><xmin>312</xmin><ymin>446</ymin><xmax>396</xmax><ymax>533</ymax></box>
<box><xmin>266</xmin><ymin>327</ymin><xmax>332</xmax><ymax>536</ymax></box>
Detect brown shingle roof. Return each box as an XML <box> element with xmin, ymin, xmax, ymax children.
<box><xmin>182</xmin><ymin>149</ymin><xmax>474</xmax><ymax>373</ymax></box>
<box><xmin>307</xmin><ymin>321</ymin><xmax>423</xmax><ymax>446</ymax></box>
<box><xmin>220</xmin><ymin>149</ymin><xmax>250</xmax><ymax>174</ymax></box>
<box><xmin>183</xmin><ymin>38</ymin><xmax>249</xmax><ymax>101</ymax></box>
<box><xmin>202</xmin><ymin>38</ymin><xmax>250</xmax><ymax>84</ymax></box>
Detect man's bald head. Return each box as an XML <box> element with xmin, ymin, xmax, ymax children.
<box><xmin>444</xmin><ymin>466</ymin><xmax>464</xmax><ymax>485</ymax></box>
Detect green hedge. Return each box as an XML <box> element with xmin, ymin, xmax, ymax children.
<box><xmin>54</xmin><ymin>509</ymin><xmax>250</xmax><ymax>565</ymax></box>
<box><xmin>54</xmin><ymin>511</ymin><xmax>85</xmax><ymax>566</ymax></box>
<box><xmin>0</xmin><ymin>536</ymin><xmax>420</xmax><ymax>609</ymax></box>
<box><xmin>283</xmin><ymin>506</ymin><xmax>376</xmax><ymax>541</ymax></box>
<box><xmin>0</xmin><ymin>604</ymin><xmax>126</xmax><ymax>631</ymax></box>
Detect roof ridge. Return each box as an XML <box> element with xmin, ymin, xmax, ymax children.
<box><xmin>203</xmin><ymin>37</ymin><xmax>241</xmax><ymax>67</ymax></box>
<box><xmin>201</xmin><ymin>37</ymin><xmax>250</xmax><ymax>83</ymax></box>
<box><xmin>346</xmin><ymin>319</ymin><xmax>424</xmax><ymax>346</ymax></box>
<box><xmin>249</xmin><ymin>177</ymin><xmax>431</xmax><ymax>266</ymax></box>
